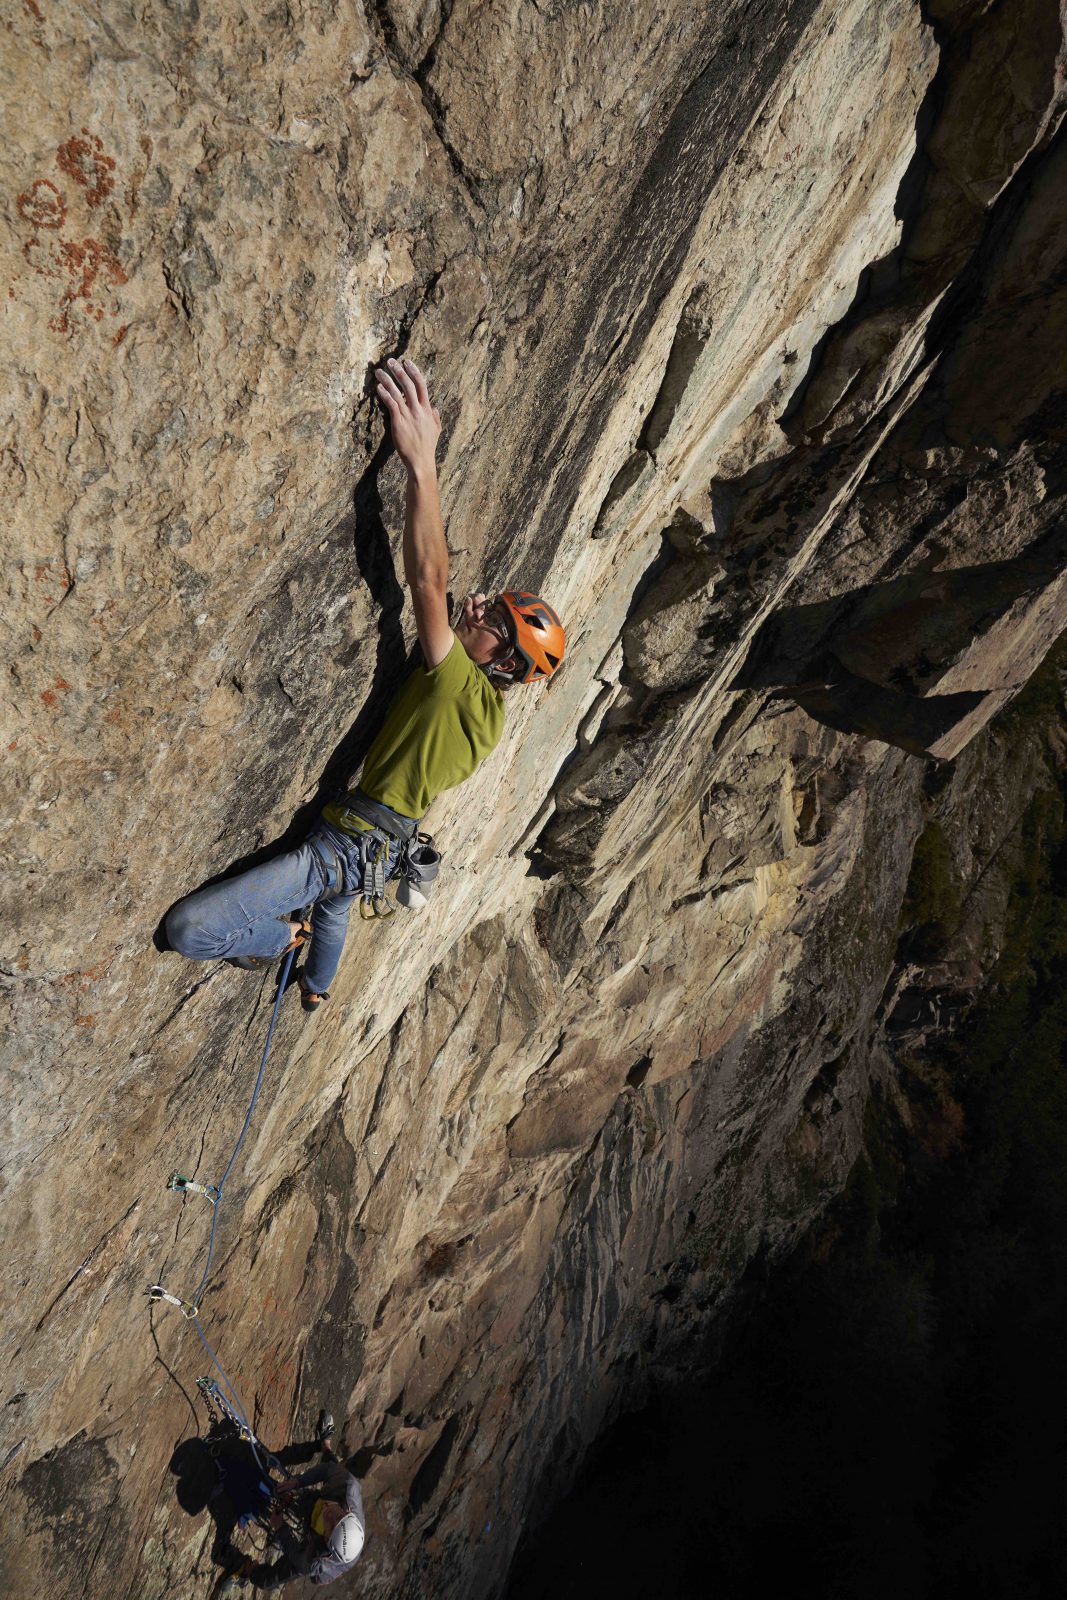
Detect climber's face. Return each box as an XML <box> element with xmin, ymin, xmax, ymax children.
<box><xmin>456</xmin><ymin>592</ymin><xmax>516</xmax><ymax>670</ymax></box>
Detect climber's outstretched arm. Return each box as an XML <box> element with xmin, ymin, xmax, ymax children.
<box><xmin>375</xmin><ymin>357</ymin><xmax>453</xmax><ymax>668</ymax></box>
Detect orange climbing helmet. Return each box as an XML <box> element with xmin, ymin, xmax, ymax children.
<box><xmin>493</xmin><ymin>591</ymin><xmax>566</xmax><ymax>685</ymax></box>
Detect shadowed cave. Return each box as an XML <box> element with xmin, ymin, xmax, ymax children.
<box><xmin>509</xmin><ymin>653</ymin><xmax>1067</xmax><ymax>1600</ymax></box>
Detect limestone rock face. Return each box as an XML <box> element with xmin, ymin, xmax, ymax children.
<box><xmin>1</xmin><ymin>2</ymin><xmax>1065</xmax><ymax>1596</ymax></box>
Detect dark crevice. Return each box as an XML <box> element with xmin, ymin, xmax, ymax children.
<box><xmin>626</xmin><ymin>1056</ymin><xmax>653</xmax><ymax>1090</ymax></box>
<box><xmin>637</xmin><ymin>288</ymin><xmax>712</xmax><ymax>455</ymax></box>
<box><xmin>407</xmin><ymin>1414</ymin><xmax>462</xmax><ymax>1518</ymax></box>
<box><xmin>410</xmin><ymin>2</ymin><xmax>488</xmax><ymax>217</ymax></box>
<box><xmin>416</xmin><ymin>78</ymin><xmax>489</xmax><ymax>216</ymax></box>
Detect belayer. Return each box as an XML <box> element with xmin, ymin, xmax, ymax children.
<box><xmin>165</xmin><ymin>357</ymin><xmax>565</xmax><ymax>1008</ymax></box>
<box><xmin>216</xmin><ymin>1410</ymin><xmax>364</xmax><ymax>1592</ymax></box>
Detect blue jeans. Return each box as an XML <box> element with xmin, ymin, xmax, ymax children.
<box><xmin>165</xmin><ymin>820</ymin><xmax>401</xmax><ymax>993</ymax></box>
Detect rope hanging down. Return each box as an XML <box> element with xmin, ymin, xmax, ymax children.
<box><xmin>148</xmin><ymin>946</ymin><xmax>299</xmax><ymax>1469</ymax></box>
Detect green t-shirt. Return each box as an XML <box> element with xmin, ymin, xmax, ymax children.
<box><xmin>323</xmin><ymin>636</ymin><xmax>504</xmax><ymax>833</ymax></box>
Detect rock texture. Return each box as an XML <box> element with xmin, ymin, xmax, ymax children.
<box><xmin>1</xmin><ymin>1</ymin><xmax>1065</xmax><ymax>1596</ymax></box>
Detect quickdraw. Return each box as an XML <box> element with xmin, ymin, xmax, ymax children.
<box><xmin>359</xmin><ymin>833</ymin><xmax>395</xmax><ymax>919</ymax></box>
<box><xmin>167</xmin><ymin>1171</ymin><xmax>219</xmax><ymax>1203</ymax></box>
<box><xmin>147</xmin><ymin>1284</ymin><xmax>198</xmax><ymax>1318</ymax></box>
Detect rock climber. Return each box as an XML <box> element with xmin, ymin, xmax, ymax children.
<box><xmin>165</xmin><ymin>356</ymin><xmax>565</xmax><ymax>1009</ymax></box>
<box><xmin>217</xmin><ymin>1411</ymin><xmax>364</xmax><ymax>1592</ymax></box>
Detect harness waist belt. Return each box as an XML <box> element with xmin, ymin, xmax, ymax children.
<box><xmin>337</xmin><ymin>788</ymin><xmax>419</xmax><ymax>843</ymax></box>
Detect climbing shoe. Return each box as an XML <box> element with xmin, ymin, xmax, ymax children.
<box><xmin>215</xmin><ymin>1562</ymin><xmax>252</xmax><ymax>1595</ymax></box>
<box><xmin>316</xmin><ymin>1408</ymin><xmax>335</xmax><ymax>1444</ymax></box>
<box><xmin>297</xmin><ymin>973</ymin><xmax>329</xmax><ymax>1013</ymax></box>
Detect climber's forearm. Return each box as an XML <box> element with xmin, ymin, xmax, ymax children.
<box><xmin>403</xmin><ymin>465</ymin><xmax>449</xmax><ymax>596</ymax></box>
<box><xmin>374</xmin><ymin>356</ymin><xmax>452</xmax><ymax>663</ymax></box>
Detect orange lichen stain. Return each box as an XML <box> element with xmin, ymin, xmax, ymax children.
<box><xmin>112</xmin><ymin>323</ymin><xmax>129</xmax><ymax>346</ymax></box>
<box><xmin>73</xmin><ymin>1014</ymin><xmax>97</xmax><ymax>1028</ymax></box>
<box><xmin>7</xmin><ymin>740</ymin><xmax>17</xmax><ymax>752</ymax></box>
<box><xmin>24</xmin><ymin>0</ymin><xmax>44</xmax><ymax>21</ymax></box>
<box><xmin>16</xmin><ymin>177</ymin><xmax>66</xmax><ymax>230</ymax></box>
<box><xmin>56</xmin><ymin>131</ymin><xmax>115</xmax><ymax>208</ymax></box>
<box><xmin>46</xmin><ymin>237</ymin><xmax>128</xmax><ymax>335</ymax></box>
<box><xmin>61</xmin><ymin>237</ymin><xmax>127</xmax><ymax>292</ymax></box>
<box><xmin>61</xmin><ymin>961</ymin><xmax>111</xmax><ymax>994</ymax></box>
<box><xmin>41</xmin><ymin>675</ymin><xmax>72</xmax><ymax>707</ymax></box>
<box><xmin>14</xmin><ymin>142</ymin><xmax>131</xmax><ymax>336</ymax></box>
<box><xmin>31</xmin><ymin>625</ymin><xmax>42</xmax><ymax>642</ymax></box>
<box><xmin>34</xmin><ymin>561</ymin><xmax>71</xmax><ymax>596</ymax></box>
<box><xmin>23</xmin><ymin>236</ymin><xmax>62</xmax><ymax>279</ymax></box>
<box><xmin>105</xmin><ymin>707</ymin><xmax>122</xmax><ymax>723</ymax></box>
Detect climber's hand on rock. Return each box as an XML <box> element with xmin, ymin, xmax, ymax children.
<box><xmin>375</xmin><ymin>357</ymin><xmax>441</xmax><ymax>478</ymax></box>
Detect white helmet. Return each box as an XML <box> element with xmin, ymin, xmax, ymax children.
<box><xmin>329</xmin><ymin>1512</ymin><xmax>365</xmax><ymax>1563</ymax></box>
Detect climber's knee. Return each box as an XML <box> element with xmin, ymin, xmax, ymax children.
<box><xmin>165</xmin><ymin>897</ymin><xmax>221</xmax><ymax>960</ymax></box>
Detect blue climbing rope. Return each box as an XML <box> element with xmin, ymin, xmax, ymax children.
<box><xmin>192</xmin><ymin>1317</ymin><xmax>273</xmax><ymax>1473</ymax></box>
<box><xmin>150</xmin><ymin>944</ymin><xmax>299</xmax><ymax>1471</ymax></box>
<box><xmin>192</xmin><ymin>945</ymin><xmax>297</xmax><ymax>1308</ymax></box>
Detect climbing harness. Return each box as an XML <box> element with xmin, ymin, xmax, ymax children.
<box><xmin>311</xmin><ymin>790</ymin><xmax>439</xmax><ymax>920</ymax></box>
<box><xmin>148</xmin><ymin>943</ymin><xmax>300</xmax><ymax>1470</ymax></box>
<box><xmin>328</xmin><ymin>789</ymin><xmax>407</xmax><ymax>919</ymax></box>
<box><xmin>328</xmin><ymin>786</ymin><xmax>419</xmax><ymax>846</ymax></box>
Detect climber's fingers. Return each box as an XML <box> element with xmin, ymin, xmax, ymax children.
<box><xmin>402</xmin><ymin>357</ymin><xmax>430</xmax><ymax>407</ymax></box>
<box><xmin>387</xmin><ymin>356</ymin><xmax>420</xmax><ymax>408</ymax></box>
<box><xmin>375</xmin><ymin>367</ymin><xmax>404</xmax><ymax>408</ymax></box>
